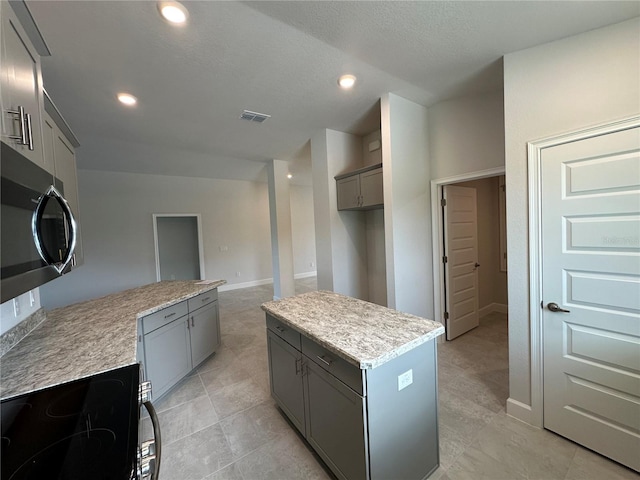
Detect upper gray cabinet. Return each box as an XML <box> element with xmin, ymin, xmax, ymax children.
<box><xmin>0</xmin><ymin>1</ymin><xmax>48</xmax><ymax>171</ymax></box>
<box><xmin>42</xmin><ymin>91</ymin><xmax>83</xmax><ymax>268</ymax></box>
<box><xmin>336</xmin><ymin>164</ymin><xmax>383</xmax><ymax>211</ymax></box>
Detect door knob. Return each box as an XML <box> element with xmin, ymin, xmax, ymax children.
<box><xmin>474</xmin><ymin>263</ymin><xmax>481</xmax><ymax>268</ymax></box>
<box><xmin>547</xmin><ymin>302</ymin><xmax>570</xmax><ymax>313</ymax></box>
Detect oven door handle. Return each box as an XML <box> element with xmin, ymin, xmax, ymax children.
<box><xmin>142</xmin><ymin>400</ymin><xmax>161</xmax><ymax>480</ymax></box>
<box><xmin>31</xmin><ymin>184</ymin><xmax>77</xmax><ymax>274</ymax></box>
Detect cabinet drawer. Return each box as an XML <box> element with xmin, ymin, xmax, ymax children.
<box><xmin>266</xmin><ymin>315</ymin><xmax>301</xmax><ymax>350</ymax></box>
<box><xmin>142</xmin><ymin>301</ymin><xmax>188</xmax><ymax>334</ymax></box>
<box><xmin>188</xmin><ymin>290</ymin><xmax>218</xmax><ymax>312</ymax></box>
<box><xmin>301</xmin><ymin>336</ymin><xmax>364</xmax><ymax>396</ymax></box>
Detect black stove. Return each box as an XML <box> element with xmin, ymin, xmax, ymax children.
<box><xmin>1</xmin><ymin>364</ymin><xmax>140</xmax><ymax>480</ymax></box>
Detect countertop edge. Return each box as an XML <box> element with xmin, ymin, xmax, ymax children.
<box><xmin>135</xmin><ymin>280</ymin><xmax>227</xmax><ymax>318</ymax></box>
<box><xmin>261</xmin><ymin>305</ymin><xmax>445</xmax><ymax>370</ymax></box>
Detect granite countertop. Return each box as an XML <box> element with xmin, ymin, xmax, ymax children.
<box><xmin>0</xmin><ymin>280</ymin><xmax>226</xmax><ymax>399</ymax></box>
<box><xmin>261</xmin><ymin>291</ymin><xmax>444</xmax><ymax>369</ymax></box>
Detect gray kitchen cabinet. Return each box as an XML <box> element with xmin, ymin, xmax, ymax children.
<box><xmin>143</xmin><ymin>312</ymin><xmax>192</xmax><ymax>401</ymax></box>
<box><xmin>267</xmin><ymin>330</ymin><xmax>306</xmax><ymax>434</ymax></box>
<box><xmin>189</xmin><ymin>300</ymin><xmax>220</xmax><ymax>367</ymax></box>
<box><xmin>42</xmin><ymin>93</ymin><xmax>83</xmax><ymax>268</ymax></box>
<box><xmin>139</xmin><ymin>290</ymin><xmax>221</xmax><ymax>401</ymax></box>
<box><xmin>266</xmin><ymin>313</ymin><xmax>439</xmax><ymax>480</ymax></box>
<box><xmin>304</xmin><ymin>357</ymin><xmax>367</xmax><ymax>480</ymax></box>
<box><xmin>335</xmin><ymin>164</ymin><xmax>383</xmax><ymax>211</ymax></box>
<box><xmin>0</xmin><ymin>2</ymin><xmax>48</xmax><ymax>171</ymax></box>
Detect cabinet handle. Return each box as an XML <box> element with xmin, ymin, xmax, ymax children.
<box><xmin>275</xmin><ymin>325</ymin><xmax>286</xmax><ymax>333</ymax></box>
<box><xmin>316</xmin><ymin>355</ymin><xmax>332</xmax><ymax>367</ymax></box>
<box><xmin>7</xmin><ymin>106</ymin><xmax>28</xmax><ymax>145</ymax></box>
<box><xmin>25</xmin><ymin>113</ymin><xmax>34</xmax><ymax>150</ymax></box>
<box><xmin>191</xmin><ymin>316</ymin><xmax>195</xmax><ymax>327</ymax></box>
<box><xmin>164</xmin><ymin>312</ymin><xmax>176</xmax><ymax>319</ymax></box>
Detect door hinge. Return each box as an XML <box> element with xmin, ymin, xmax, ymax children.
<box><xmin>444</xmin><ymin>311</ymin><xmax>449</xmax><ymax>320</ymax></box>
<box><xmin>441</xmin><ymin>198</ymin><xmax>447</xmax><ymax>207</ymax></box>
<box><xmin>442</xmin><ymin>255</ymin><xmax>448</xmax><ymax>264</ymax></box>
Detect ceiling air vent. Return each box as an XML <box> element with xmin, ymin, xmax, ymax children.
<box><xmin>240</xmin><ymin>110</ymin><xmax>271</xmax><ymax>123</ymax></box>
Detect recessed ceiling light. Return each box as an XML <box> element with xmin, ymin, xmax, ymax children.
<box><xmin>287</xmin><ymin>173</ymin><xmax>293</xmax><ymax>179</ymax></box>
<box><xmin>158</xmin><ymin>1</ymin><xmax>188</xmax><ymax>24</ymax></box>
<box><xmin>117</xmin><ymin>93</ymin><xmax>137</xmax><ymax>106</ymax></box>
<box><xmin>338</xmin><ymin>74</ymin><xmax>357</xmax><ymax>89</ymax></box>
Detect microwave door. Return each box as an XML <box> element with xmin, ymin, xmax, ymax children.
<box><xmin>32</xmin><ymin>185</ymin><xmax>77</xmax><ymax>274</ymax></box>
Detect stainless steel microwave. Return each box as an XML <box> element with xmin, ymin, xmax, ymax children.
<box><xmin>1</xmin><ymin>142</ymin><xmax>77</xmax><ymax>303</ymax></box>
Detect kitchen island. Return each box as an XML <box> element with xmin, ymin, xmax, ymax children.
<box><xmin>261</xmin><ymin>291</ymin><xmax>445</xmax><ymax>480</ymax></box>
<box><xmin>0</xmin><ymin>280</ymin><xmax>225</xmax><ymax>399</ymax></box>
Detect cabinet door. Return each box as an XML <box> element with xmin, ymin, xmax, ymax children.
<box><xmin>0</xmin><ymin>3</ymin><xmax>46</xmax><ymax>171</ymax></box>
<box><xmin>337</xmin><ymin>175</ymin><xmax>361</xmax><ymax>210</ymax></box>
<box><xmin>43</xmin><ymin>112</ymin><xmax>83</xmax><ymax>267</ymax></box>
<box><xmin>304</xmin><ymin>358</ymin><xmax>367</xmax><ymax>480</ymax></box>
<box><xmin>267</xmin><ymin>331</ymin><xmax>306</xmax><ymax>435</ymax></box>
<box><xmin>360</xmin><ymin>167</ymin><xmax>383</xmax><ymax>208</ymax></box>
<box><xmin>144</xmin><ymin>316</ymin><xmax>191</xmax><ymax>401</ymax></box>
<box><xmin>189</xmin><ymin>301</ymin><xmax>219</xmax><ymax>367</ymax></box>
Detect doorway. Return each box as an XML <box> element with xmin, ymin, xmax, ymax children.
<box><xmin>431</xmin><ymin>167</ymin><xmax>508</xmax><ymax>340</ymax></box>
<box><xmin>153</xmin><ymin>214</ymin><xmax>205</xmax><ymax>281</ymax></box>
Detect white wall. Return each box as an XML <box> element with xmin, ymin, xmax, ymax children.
<box><xmin>0</xmin><ymin>289</ymin><xmax>41</xmax><ymax>335</ymax></box>
<box><xmin>382</xmin><ymin>94</ymin><xmax>432</xmax><ymax>317</ymax></box>
<box><xmin>311</xmin><ymin>129</ymin><xmax>369</xmax><ymax>300</ymax></box>
<box><xmin>40</xmin><ymin>169</ymin><xmax>316</xmax><ymax>309</ymax></box>
<box><xmin>290</xmin><ymin>185</ymin><xmax>317</xmax><ymax>276</ymax></box>
<box><xmin>428</xmin><ymin>90</ymin><xmax>505</xmax><ymax>180</ymax></box>
<box><xmin>503</xmin><ymin>17</ymin><xmax>640</xmax><ymax>419</ymax></box>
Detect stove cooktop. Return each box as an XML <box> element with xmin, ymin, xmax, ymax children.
<box><xmin>1</xmin><ymin>364</ymin><xmax>140</xmax><ymax>480</ymax></box>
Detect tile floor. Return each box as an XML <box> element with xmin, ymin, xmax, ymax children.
<box><xmin>143</xmin><ymin>278</ymin><xmax>637</xmax><ymax>480</ymax></box>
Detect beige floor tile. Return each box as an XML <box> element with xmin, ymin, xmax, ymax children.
<box><xmin>143</xmin><ymin>394</ymin><xmax>219</xmax><ymax>446</ymax></box>
<box><xmin>160</xmin><ymin>423</ymin><xmax>235</xmax><ymax>480</ymax></box>
<box><xmin>565</xmin><ymin>446</ymin><xmax>640</xmax><ymax>480</ymax></box>
<box><xmin>208</xmin><ymin>377</ymin><xmax>271</xmax><ymax>419</ymax></box>
<box><xmin>220</xmin><ymin>401</ymin><xmax>292</xmax><ymax>459</ymax></box>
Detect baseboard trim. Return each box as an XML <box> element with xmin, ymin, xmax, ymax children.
<box><xmin>479</xmin><ymin>302</ymin><xmax>509</xmax><ymax>318</ymax></box>
<box><xmin>506</xmin><ymin>398</ymin><xmax>537</xmax><ymax>426</ymax></box>
<box><xmin>294</xmin><ymin>271</ymin><xmax>317</xmax><ymax>280</ymax></box>
<box><xmin>218</xmin><ymin>278</ymin><xmax>273</xmax><ymax>292</ymax></box>
<box><xmin>218</xmin><ymin>272</ymin><xmax>317</xmax><ymax>292</ymax></box>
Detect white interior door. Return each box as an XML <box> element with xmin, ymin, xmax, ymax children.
<box><xmin>541</xmin><ymin>124</ymin><xmax>640</xmax><ymax>471</ymax></box>
<box><xmin>443</xmin><ymin>185</ymin><xmax>480</xmax><ymax>340</ymax></box>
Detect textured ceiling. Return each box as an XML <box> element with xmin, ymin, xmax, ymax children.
<box><xmin>26</xmin><ymin>1</ymin><xmax>639</xmax><ymax>185</ymax></box>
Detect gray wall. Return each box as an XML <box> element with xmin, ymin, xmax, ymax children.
<box><xmin>40</xmin><ymin>169</ymin><xmax>316</xmax><ymax>309</ymax></box>
<box><xmin>156</xmin><ymin>216</ymin><xmax>200</xmax><ymax>281</ymax></box>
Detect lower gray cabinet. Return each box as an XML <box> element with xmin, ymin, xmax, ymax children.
<box><xmin>265</xmin><ymin>313</ymin><xmax>439</xmax><ymax>480</ymax></box>
<box><xmin>139</xmin><ymin>289</ymin><xmax>220</xmax><ymax>401</ymax></box>
<box><xmin>144</xmin><ymin>315</ymin><xmax>192</xmax><ymax>400</ymax></box>
<box><xmin>304</xmin><ymin>357</ymin><xmax>367</xmax><ymax>480</ymax></box>
<box><xmin>267</xmin><ymin>331</ymin><xmax>306</xmax><ymax>434</ymax></box>
<box><xmin>189</xmin><ymin>300</ymin><xmax>220</xmax><ymax>368</ymax></box>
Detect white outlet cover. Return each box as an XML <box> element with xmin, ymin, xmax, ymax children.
<box><xmin>398</xmin><ymin>369</ymin><xmax>413</xmax><ymax>391</ymax></box>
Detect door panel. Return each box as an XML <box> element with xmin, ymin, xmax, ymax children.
<box><xmin>267</xmin><ymin>331</ymin><xmax>306</xmax><ymax>434</ymax></box>
<box><xmin>542</xmin><ymin>124</ymin><xmax>640</xmax><ymax>471</ymax></box>
<box><xmin>443</xmin><ymin>185</ymin><xmax>479</xmax><ymax>340</ymax></box>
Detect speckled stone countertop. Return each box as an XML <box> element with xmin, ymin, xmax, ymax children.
<box><xmin>0</xmin><ymin>280</ymin><xmax>225</xmax><ymax>399</ymax></box>
<box><xmin>261</xmin><ymin>291</ymin><xmax>444</xmax><ymax>369</ymax></box>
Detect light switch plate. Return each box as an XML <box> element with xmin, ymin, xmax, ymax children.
<box><xmin>398</xmin><ymin>369</ymin><xmax>413</xmax><ymax>391</ymax></box>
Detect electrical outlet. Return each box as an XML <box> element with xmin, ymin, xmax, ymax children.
<box><xmin>29</xmin><ymin>290</ymin><xmax>35</xmax><ymax>307</ymax></box>
<box><xmin>398</xmin><ymin>369</ymin><xmax>413</xmax><ymax>391</ymax></box>
<box><xmin>310</xmin><ymin>262</ymin><xmax>315</xmax><ymax>267</ymax></box>
<box><xmin>219</xmin><ymin>246</ymin><xmax>228</xmax><ymax>252</ymax></box>
<box><xmin>236</xmin><ymin>271</ymin><xmax>241</xmax><ymax>277</ymax></box>
<box><xmin>13</xmin><ymin>298</ymin><xmax>21</xmax><ymax>317</ymax></box>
